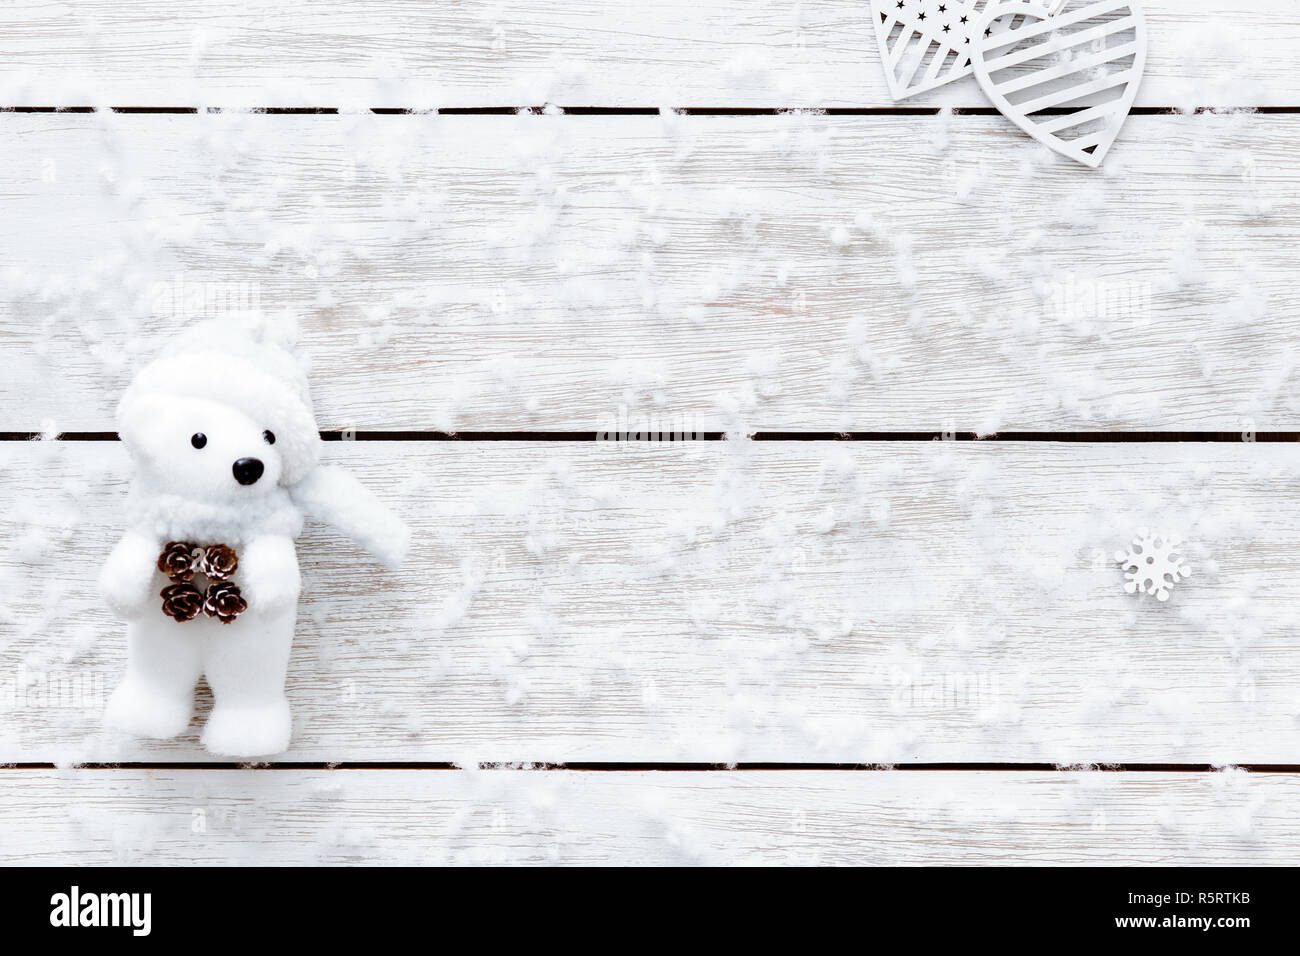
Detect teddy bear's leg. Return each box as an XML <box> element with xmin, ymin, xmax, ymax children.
<box><xmin>103</xmin><ymin>617</ymin><xmax>203</xmax><ymax>739</ymax></box>
<box><xmin>200</xmin><ymin>607</ymin><xmax>297</xmax><ymax>757</ymax></box>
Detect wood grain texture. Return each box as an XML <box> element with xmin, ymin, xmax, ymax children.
<box><xmin>3</xmin><ymin>440</ymin><xmax>1298</xmax><ymax>764</ymax></box>
<box><xmin>5</xmin><ymin>1</ymin><xmax>1300</xmax><ymax>867</ymax></box>
<box><xmin>0</xmin><ymin>1</ymin><xmax>1291</xmax><ymax>108</ymax></box>
<box><xmin>2</xmin><ymin>112</ymin><xmax>1296</xmax><ymax>432</ymax></box>
<box><xmin>0</xmin><ymin>768</ymin><xmax>1290</xmax><ymax>865</ymax></box>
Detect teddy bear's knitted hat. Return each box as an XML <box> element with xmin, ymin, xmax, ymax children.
<box><xmin>118</xmin><ymin>315</ymin><xmax>322</xmax><ymax>485</ymax></box>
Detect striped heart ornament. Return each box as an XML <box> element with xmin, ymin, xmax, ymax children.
<box><xmin>872</xmin><ymin>0</ymin><xmax>1067</xmax><ymax>101</ymax></box>
<box><xmin>970</xmin><ymin>0</ymin><xmax>1147</xmax><ymax>167</ymax></box>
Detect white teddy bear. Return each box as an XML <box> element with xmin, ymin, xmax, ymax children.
<box><xmin>98</xmin><ymin>316</ymin><xmax>409</xmax><ymax>757</ymax></box>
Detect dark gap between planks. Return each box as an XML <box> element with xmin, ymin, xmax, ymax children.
<box><xmin>1</xmin><ymin>432</ymin><xmax>1296</xmax><ymax>443</ymax></box>
<box><xmin>4</xmin><ymin>762</ymin><xmax>1300</xmax><ymax>772</ymax></box>
<box><xmin>1</xmin><ymin>106</ymin><xmax>1296</xmax><ymax>115</ymax></box>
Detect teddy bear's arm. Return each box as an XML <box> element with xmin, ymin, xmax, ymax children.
<box><xmin>98</xmin><ymin>531</ymin><xmax>163</xmax><ymax>617</ymax></box>
<box><xmin>289</xmin><ymin>465</ymin><xmax>410</xmax><ymax>569</ymax></box>
<box><xmin>239</xmin><ymin>534</ymin><xmax>301</xmax><ymax>611</ymax></box>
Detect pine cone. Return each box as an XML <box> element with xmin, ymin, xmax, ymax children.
<box><xmin>157</xmin><ymin>541</ymin><xmax>199</xmax><ymax>582</ymax></box>
<box><xmin>200</xmin><ymin>544</ymin><xmax>239</xmax><ymax>581</ymax></box>
<box><xmin>161</xmin><ymin>583</ymin><xmax>204</xmax><ymax>622</ymax></box>
<box><xmin>204</xmin><ymin>581</ymin><xmax>248</xmax><ymax>624</ymax></box>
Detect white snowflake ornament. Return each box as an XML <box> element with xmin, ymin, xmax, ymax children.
<box><xmin>1115</xmin><ymin>529</ymin><xmax>1192</xmax><ymax>602</ymax></box>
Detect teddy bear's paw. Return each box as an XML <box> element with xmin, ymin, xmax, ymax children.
<box><xmin>99</xmin><ymin>536</ymin><xmax>162</xmax><ymax>618</ymax></box>
<box><xmin>239</xmin><ymin>573</ymin><xmax>300</xmax><ymax>613</ymax></box>
<box><xmin>239</xmin><ymin>537</ymin><xmax>301</xmax><ymax>611</ymax></box>
<box><xmin>201</xmin><ymin>699</ymin><xmax>292</xmax><ymax>757</ymax></box>
<box><xmin>103</xmin><ymin>683</ymin><xmax>193</xmax><ymax>739</ymax></box>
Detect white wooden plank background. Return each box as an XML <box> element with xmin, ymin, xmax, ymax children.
<box><xmin>1</xmin><ymin>769</ymin><xmax>1293</xmax><ymax>866</ymax></box>
<box><xmin>0</xmin><ymin>0</ymin><xmax>1293</xmax><ymax>108</ymax></box>
<box><xmin>2</xmin><ymin>112</ymin><xmax>1296</xmax><ymax>433</ymax></box>
<box><xmin>3</xmin><ymin>1</ymin><xmax>1299</xmax><ymax>867</ymax></box>
<box><xmin>3</xmin><ymin>440</ymin><xmax>1297</xmax><ymax>764</ymax></box>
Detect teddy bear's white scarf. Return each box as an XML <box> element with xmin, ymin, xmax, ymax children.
<box><xmin>125</xmin><ymin>481</ymin><xmax>304</xmax><ymax>547</ymax></box>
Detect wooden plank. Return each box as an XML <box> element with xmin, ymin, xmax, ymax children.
<box><xmin>3</xmin><ymin>440</ymin><xmax>1298</xmax><ymax>763</ymax></box>
<box><xmin>0</xmin><ymin>1</ymin><xmax>1294</xmax><ymax>108</ymax></box>
<box><xmin>0</xmin><ymin>768</ymin><xmax>1293</xmax><ymax>865</ymax></box>
<box><xmin>3</xmin><ymin>112</ymin><xmax>1298</xmax><ymax>432</ymax></box>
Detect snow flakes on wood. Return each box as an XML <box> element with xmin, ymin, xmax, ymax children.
<box><xmin>972</xmin><ymin>1</ymin><xmax>1147</xmax><ymax>168</ymax></box>
<box><xmin>1115</xmin><ymin>528</ymin><xmax>1192</xmax><ymax>602</ymax></box>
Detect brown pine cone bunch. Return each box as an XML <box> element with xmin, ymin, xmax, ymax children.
<box><xmin>160</xmin><ymin>583</ymin><xmax>204</xmax><ymax>622</ymax></box>
<box><xmin>157</xmin><ymin>541</ymin><xmax>199</xmax><ymax>582</ymax></box>
<box><xmin>204</xmin><ymin>581</ymin><xmax>248</xmax><ymax>624</ymax></box>
<box><xmin>199</xmin><ymin>544</ymin><xmax>239</xmax><ymax>581</ymax></box>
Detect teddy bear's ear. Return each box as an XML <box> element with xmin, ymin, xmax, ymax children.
<box><xmin>244</xmin><ymin>310</ymin><xmax>300</xmax><ymax>351</ymax></box>
<box><xmin>249</xmin><ymin>311</ymin><xmax>310</xmax><ymax>376</ymax></box>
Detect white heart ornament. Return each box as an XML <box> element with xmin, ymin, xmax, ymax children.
<box><xmin>872</xmin><ymin>0</ymin><xmax>1068</xmax><ymax>101</ymax></box>
<box><xmin>971</xmin><ymin>0</ymin><xmax>1147</xmax><ymax>167</ymax></box>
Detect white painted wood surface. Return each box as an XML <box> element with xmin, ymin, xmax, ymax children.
<box><xmin>0</xmin><ymin>0</ymin><xmax>1291</xmax><ymax>108</ymax></box>
<box><xmin>4</xmin><ymin>1</ymin><xmax>1299</xmax><ymax>867</ymax></box>
<box><xmin>0</xmin><ymin>768</ymin><xmax>1291</xmax><ymax>865</ymax></box>
<box><xmin>3</xmin><ymin>440</ymin><xmax>1297</xmax><ymax>764</ymax></box>
<box><xmin>2</xmin><ymin>112</ymin><xmax>1295</xmax><ymax>433</ymax></box>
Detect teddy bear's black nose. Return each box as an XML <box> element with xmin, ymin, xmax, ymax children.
<box><xmin>233</xmin><ymin>458</ymin><xmax>265</xmax><ymax>486</ymax></box>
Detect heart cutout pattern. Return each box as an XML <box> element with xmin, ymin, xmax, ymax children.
<box><xmin>970</xmin><ymin>0</ymin><xmax>1147</xmax><ymax>167</ymax></box>
<box><xmin>872</xmin><ymin>0</ymin><xmax>1067</xmax><ymax>101</ymax></box>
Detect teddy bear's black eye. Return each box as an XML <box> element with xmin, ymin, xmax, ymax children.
<box><xmin>191</xmin><ymin>433</ymin><xmax>208</xmax><ymax>449</ymax></box>
<box><xmin>263</xmin><ymin>430</ymin><xmax>276</xmax><ymax>445</ymax></box>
